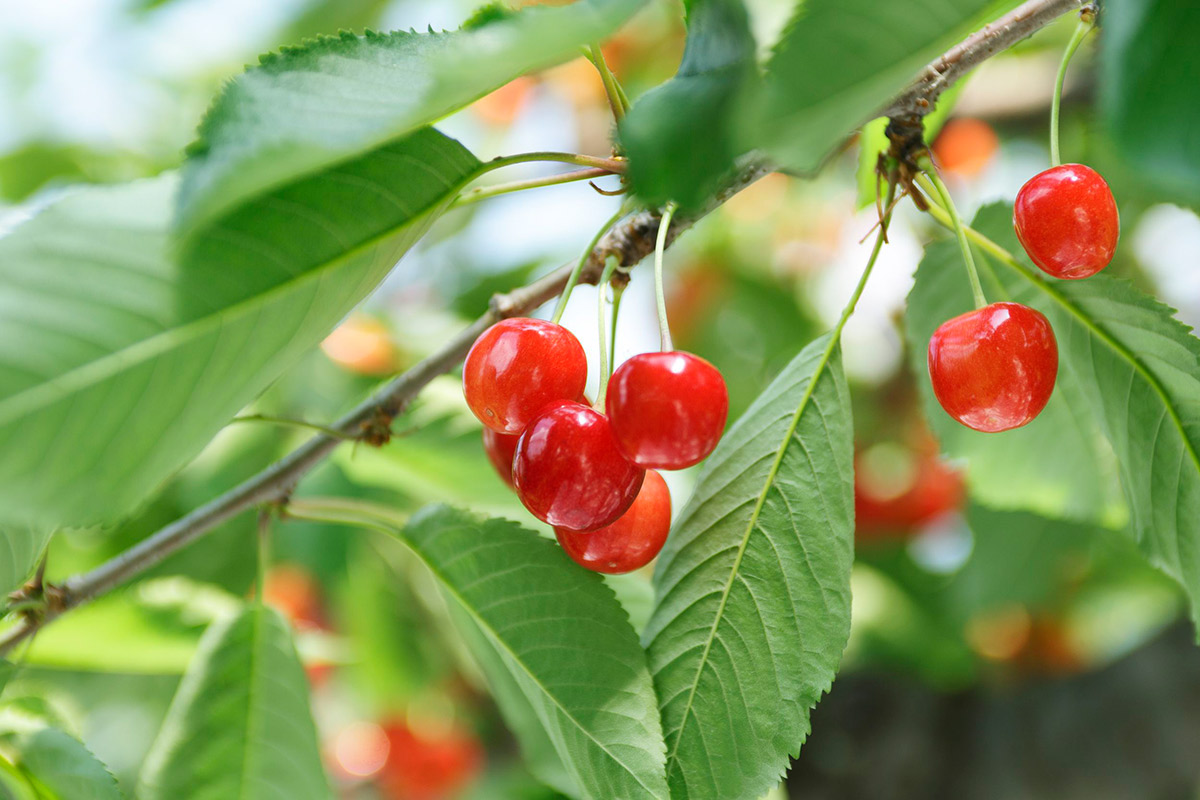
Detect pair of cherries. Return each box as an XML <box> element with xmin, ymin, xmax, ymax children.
<box><xmin>928</xmin><ymin>163</ymin><xmax>1119</xmax><ymax>433</ymax></box>
<box><xmin>465</xmin><ymin>317</ymin><xmax>728</xmax><ymax>574</ymax></box>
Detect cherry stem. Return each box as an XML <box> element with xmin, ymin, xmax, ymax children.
<box><xmin>481</xmin><ymin>151</ymin><xmax>627</xmax><ymax>175</ymax></box>
<box><xmin>230</xmin><ymin>413</ymin><xmax>357</xmax><ymax>441</ymax></box>
<box><xmin>609</xmin><ymin>281</ymin><xmax>625</xmax><ymax>384</ymax></box>
<box><xmin>551</xmin><ymin>204</ymin><xmax>629</xmax><ymax>325</ymax></box>
<box><xmin>595</xmin><ymin>255</ymin><xmax>621</xmax><ymax>412</ymax></box>
<box><xmin>587</xmin><ymin>43</ymin><xmax>629</xmax><ymax>122</ymax></box>
<box><xmin>833</xmin><ymin>174</ymin><xmax>899</xmax><ymax>341</ymax></box>
<box><xmin>918</xmin><ymin>158</ymin><xmax>987</xmax><ymax>310</ymax></box>
<box><xmin>654</xmin><ymin>204</ymin><xmax>677</xmax><ymax>352</ymax></box>
<box><xmin>452</xmin><ymin>167</ymin><xmax>615</xmax><ymax>207</ymax></box>
<box><xmin>1050</xmin><ymin>14</ymin><xmax>1095</xmax><ymax>167</ymax></box>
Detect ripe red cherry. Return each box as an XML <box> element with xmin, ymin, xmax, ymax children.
<box><xmin>556</xmin><ymin>470</ymin><xmax>671</xmax><ymax>574</ymax></box>
<box><xmin>513</xmin><ymin>400</ymin><xmax>645</xmax><ymax>531</ymax></box>
<box><xmin>481</xmin><ymin>428</ymin><xmax>519</xmax><ymax>489</ymax></box>
<box><xmin>463</xmin><ymin>318</ymin><xmax>587</xmax><ymax>434</ymax></box>
<box><xmin>928</xmin><ymin>302</ymin><xmax>1058</xmax><ymax>433</ymax></box>
<box><xmin>1013</xmin><ymin>163</ymin><xmax>1119</xmax><ymax>279</ymax></box>
<box><xmin>606</xmin><ymin>351</ymin><xmax>728</xmax><ymax>470</ymax></box>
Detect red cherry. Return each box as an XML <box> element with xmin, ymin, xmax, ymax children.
<box><xmin>377</xmin><ymin>719</ymin><xmax>483</xmax><ymax>800</ymax></box>
<box><xmin>462</xmin><ymin>318</ymin><xmax>587</xmax><ymax>434</ymax></box>
<box><xmin>928</xmin><ymin>302</ymin><xmax>1058</xmax><ymax>433</ymax></box>
<box><xmin>556</xmin><ymin>470</ymin><xmax>672</xmax><ymax>574</ymax></box>
<box><xmin>605</xmin><ymin>351</ymin><xmax>728</xmax><ymax>470</ymax></box>
<box><xmin>1013</xmin><ymin>164</ymin><xmax>1119</xmax><ymax>279</ymax></box>
<box><xmin>513</xmin><ymin>400</ymin><xmax>644</xmax><ymax>531</ymax></box>
<box><xmin>854</xmin><ymin>444</ymin><xmax>964</xmax><ymax>540</ymax></box>
<box><xmin>481</xmin><ymin>428</ymin><xmax>519</xmax><ymax>490</ymax></box>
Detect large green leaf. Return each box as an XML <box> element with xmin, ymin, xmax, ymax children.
<box><xmin>291</xmin><ymin>501</ymin><xmax>669</xmax><ymax>800</ymax></box>
<box><xmin>0</xmin><ymin>127</ymin><xmax>479</xmax><ymax>529</ymax></box>
<box><xmin>450</xmin><ymin>604</ymin><xmax>579</xmax><ymax>797</ymax></box>
<box><xmin>960</xmin><ymin>204</ymin><xmax>1200</xmax><ymax>627</ymax></box>
<box><xmin>0</xmin><ymin>662</ymin><xmax>11</xmax><ymax>697</ymax></box>
<box><xmin>620</xmin><ymin>0</ymin><xmax>757</xmax><ymax>209</ymax></box>
<box><xmin>177</xmin><ymin>0</ymin><xmax>645</xmax><ymax>240</ymax></box>
<box><xmin>906</xmin><ymin>221</ymin><xmax>1122</xmax><ymax>523</ymax></box>
<box><xmin>0</xmin><ymin>529</ymin><xmax>51</xmax><ymax>597</ymax></box>
<box><xmin>643</xmin><ymin>334</ymin><xmax>854</xmax><ymax>800</ymax></box>
<box><xmin>1100</xmin><ymin>0</ymin><xmax>1200</xmax><ymax>208</ymax></box>
<box><xmin>138</xmin><ymin>604</ymin><xmax>330</xmax><ymax>800</ymax></box>
<box><xmin>0</xmin><ymin>721</ymin><xmax>123</xmax><ymax>800</ymax></box>
<box><xmin>755</xmin><ymin>0</ymin><xmax>1005</xmax><ymax>172</ymax></box>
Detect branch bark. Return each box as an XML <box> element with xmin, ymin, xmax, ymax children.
<box><xmin>883</xmin><ymin>0</ymin><xmax>1085</xmax><ymax>120</ymax></box>
<box><xmin>0</xmin><ymin>0</ymin><xmax>1081</xmax><ymax>656</ymax></box>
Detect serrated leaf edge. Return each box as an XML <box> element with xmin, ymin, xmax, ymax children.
<box><xmin>663</xmin><ymin>331</ymin><xmax>842</xmax><ymax>772</ymax></box>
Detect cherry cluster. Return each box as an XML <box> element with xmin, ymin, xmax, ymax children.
<box><xmin>465</xmin><ymin>317</ymin><xmax>728</xmax><ymax>574</ymax></box>
<box><xmin>928</xmin><ymin>163</ymin><xmax>1118</xmax><ymax>432</ymax></box>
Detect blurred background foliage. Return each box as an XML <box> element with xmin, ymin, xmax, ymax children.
<box><xmin>1</xmin><ymin>0</ymin><xmax>1199</xmax><ymax>797</ymax></box>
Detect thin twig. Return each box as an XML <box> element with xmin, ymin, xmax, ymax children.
<box><xmin>883</xmin><ymin>0</ymin><xmax>1084</xmax><ymax>120</ymax></box>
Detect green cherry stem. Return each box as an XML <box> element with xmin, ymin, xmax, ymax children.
<box><xmin>1050</xmin><ymin>13</ymin><xmax>1095</xmax><ymax>167</ymax></box>
<box><xmin>833</xmin><ymin>174</ymin><xmax>899</xmax><ymax>341</ymax></box>
<box><xmin>551</xmin><ymin>203</ymin><xmax>630</xmax><ymax>325</ymax></box>
<box><xmin>588</xmin><ymin>43</ymin><xmax>628</xmax><ymax>121</ymax></box>
<box><xmin>609</xmin><ymin>279</ymin><xmax>625</xmax><ymax>383</ymax></box>
<box><xmin>654</xmin><ymin>203</ymin><xmax>677</xmax><ymax>352</ymax></box>
<box><xmin>452</xmin><ymin>167</ymin><xmax>615</xmax><ymax>207</ymax></box>
<box><xmin>918</xmin><ymin>157</ymin><xmax>987</xmax><ymax>310</ymax></box>
<box><xmin>595</xmin><ymin>255</ymin><xmax>621</xmax><ymax>412</ymax></box>
<box><xmin>229</xmin><ymin>413</ymin><xmax>357</xmax><ymax>441</ymax></box>
<box><xmin>481</xmin><ymin>151</ymin><xmax>627</xmax><ymax>175</ymax></box>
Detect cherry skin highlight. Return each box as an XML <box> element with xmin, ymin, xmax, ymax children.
<box><xmin>928</xmin><ymin>302</ymin><xmax>1058</xmax><ymax>433</ymax></box>
<box><xmin>556</xmin><ymin>470</ymin><xmax>671</xmax><ymax>574</ymax></box>
<box><xmin>606</xmin><ymin>351</ymin><xmax>728</xmax><ymax>470</ymax></box>
<box><xmin>482</xmin><ymin>428</ymin><xmax>519</xmax><ymax>490</ymax></box>
<box><xmin>462</xmin><ymin>318</ymin><xmax>588</xmax><ymax>434</ymax></box>
<box><xmin>513</xmin><ymin>400</ymin><xmax>645</xmax><ymax>531</ymax></box>
<box><xmin>1013</xmin><ymin>163</ymin><xmax>1119</xmax><ymax>280</ymax></box>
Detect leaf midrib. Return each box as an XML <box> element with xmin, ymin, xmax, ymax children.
<box><xmin>0</xmin><ymin>175</ymin><xmax>475</xmax><ymax>426</ymax></box>
<box><xmin>664</xmin><ymin>333</ymin><xmax>837</xmax><ymax>773</ymax></box>
<box><xmin>292</xmin><ymin>505</ymin><xmax>667</xmax><ymax>800</ymax></box>
<box><xmin>236</xmin><ymin>606</ymin><xmax>264</xmax><ymax>800</ymax></box>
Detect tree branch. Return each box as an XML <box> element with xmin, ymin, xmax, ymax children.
<box><xmin>883</xmin><ymin>0</ymin><xmax>1085</xmax><ymax>120</ymax></box>
<box><xmin>0</xmin><ymin>0</ymin><xmax>1083</xmax><ymax>656</ymax></box>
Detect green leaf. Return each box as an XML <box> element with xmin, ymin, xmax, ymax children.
<box><xmin>643</xmin><ymin>333</ymin><xmax>854</xmax><ymax>800</ymax></box>
<box><xmin>0</xmin><ymin>126</ymin><xmax>479</xmax><ymax>529</ymax></box>
<box><xmin>620</xmin><ymin>0</ymin><xmax>757</xmax><ymax>209</ymax></box>
<box><xmin>755</xmin><ymin>0</ymin><xmax>1005</xmax><ymax>172</ymax></box>
<box><xmin>959</xmin><ymin>204</ymin><xmax>1200</xmax><ymax>628</ymax></box>
<box><xmin>450</xmin><ymin>605</ymin><xmax>579</xmax><ymax>798</ymax></box>
<box><xmin>906</xmin><ymin>219</ymin><xmax>1121</xmax><ymax>523</ymax></box>
<box><xmin>0</xmin><ymin>662</ymin><xmax>11</xmax><ymax>697</ymax></box>
<box><xmin>0</xmin><ymin>529</ymin><xmax>51</xmax><ymax>597</ymax></box>
<box><xmin>138</xmin><ymin>604</ymin><xmax>330</xmax><ymax>800</ymax></box>
<box><xmin>293</xmin><ymin>501</ymin><xmax>669</xmax><ymax>800</ymax></box>
<box><xmin>177</xmin><ymin>0</ymin><xmax>645</xmax><ymax>241</ymax></box>
<box><xmin>1100</xmin><ymin>0</ymin><xmax>1200</xmax><ymax>208</ymax></box>
<box><xmin>0</xmin><ymin>724</ymin><xmax>123</xmax><ymax>800</ymax></box>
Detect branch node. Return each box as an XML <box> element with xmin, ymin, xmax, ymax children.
<box><xmin>359</xmin><ymin>406</ymin><xmax>395</xmax><ymax>447</ymax></box>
